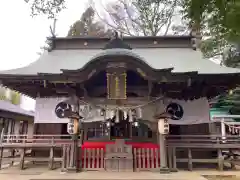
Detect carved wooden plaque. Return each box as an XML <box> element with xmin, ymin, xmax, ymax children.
<box><xmin>107</xmin><ymin>72</ymin><xmax>127</xmax><ymax>99</ymax></box>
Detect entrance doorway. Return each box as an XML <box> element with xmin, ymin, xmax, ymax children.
<box><xmin>169</xmin><ymin>124</ymin><xmax>181</xmax><ymax>135</ymax></box>
<box><xmin>61</xmin><ymin>123</ymin><xmax>70</xmax><ymax>139</ymax></box>
<box><xmin>110</xmin><ymin>110</ymin><xmax>130</xmax><ymax>139</ymax></box>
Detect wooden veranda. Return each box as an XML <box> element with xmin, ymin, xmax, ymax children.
<box><xmin>0</xmin><ymin>134</ymin><xmax>239</xmax><ymax>172</ymax></box>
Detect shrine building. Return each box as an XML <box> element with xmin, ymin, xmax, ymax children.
<box><xmin>0</xmin><ymin>33</ymin><xmax>239</xmax><ymax>172</ymax></box>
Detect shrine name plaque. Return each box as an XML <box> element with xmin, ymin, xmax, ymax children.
<box><xmin>104</xmin><ymin>139</ymin><xmax>133</xmax><ymax>172</ymax></box>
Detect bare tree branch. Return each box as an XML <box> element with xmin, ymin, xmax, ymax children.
<box><xmin>94</xmin><ymin>0</ymin><xmax>186</xmax><ymax>36</ymax></box>
<box><xmin>90</xmin><ymin>0</ymin><xmax>134</xmax><ymax>36</ymax></box>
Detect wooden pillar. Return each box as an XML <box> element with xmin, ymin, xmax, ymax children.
<box><xmin>10</xmin><ymin>149</ymin><xmax>15</xmax><ymax>166</ymax></box>
<box><xmin>172</xmin><ymin>147</ymin><xmax>177</xmax><ymax>171</ymax></box>
<box><xmin>67</xmin><ymin>134</ymin><xmax>79</xmax><ymax>172</ymax></box>
<box><xmin>48</xmin><ymin>137</ymin><xmax>54</xmax><ymax>170</ymax></box>
<box><xmin>129</xmin><ymin>123</ymin><xmax>132</xmax><ymax>140</ymax></box>
<box><xmin>49</xmin><ymin>147</ymin><xmax>54</xmax><ymax>170</ymax></box>
<box><xmin>217</xmin><ymin>148</ymin><xmax>224</xmax><ymax>171</ymax></box>
<box><xmin>187</xmin><ymin>148</ymin><xmax>193</xmax><ymax>171</ymax></box>
<box><xmin>167</xmin><ymin>147</ymin><xmax>172</xmax><ymax>169</ymax></box>
<box><xmin>0</xmin><ymin>132</ymin><xmax>3</xmax><ymax>170</ymax></box>
<box><xmin>61</xmin><ymin>145</ymin><xmax>67</xmax><ymax>171</ymax></box>
<box><xmin>0</xmin><ymin>147</ymin><xmax>3</xmax><ymax>170</ymax></box>
<box><xmin>221</xmin><ymin>119</ymin><xmax>226</xmax><ymax>143</ymax></box>
<box><xmin>19</xmin><ymin>147</ymin><xmax>25</xmax><ymax>170</ymax></box>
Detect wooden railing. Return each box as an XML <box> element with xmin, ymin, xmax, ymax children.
<box><xmin>81</xmin><ymin>148</ymin><xmax>105</xmax><ymax>171</ymax></box>
<box><xmin>1</xmin><ymin>134</ymin><xmax>76</xmax><ymax>145</ymax></box>
<box><xmin>166</xmin><ymin>135</ymin><xmax>240</xmax><ymax>171</ymax></box>
<box><xmin>0</xmin><ymin>134</ymin><xmax>82</xmax><ymax>170</ymax></box>
<box><xmin>1</xmin><ymin>134</ymin><xmax>240</xmax><ymax>171</ymax></box>
<box><xmin>133</xmin><ymin>147</ymin><xmax>160</xmax><ymax>171</ymax></box>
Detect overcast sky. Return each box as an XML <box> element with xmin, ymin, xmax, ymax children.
<box><xmin>0</xmin><ymin>0</ymin><xmax>220</xmax><ymax>111</ymax></box>
<box><xmin>0</xmin><ymin>0</ymin><xmax>94</xmax><ymax>110</ymax></box>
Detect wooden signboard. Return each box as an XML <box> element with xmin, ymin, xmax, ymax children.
<box><xmin>107</xmin><ymin>72</ymin><xmax>127</xmax><ymax>99</ymax></box>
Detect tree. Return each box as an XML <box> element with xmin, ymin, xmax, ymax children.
<box><xmin>9</xmin><ymin>91</ymin><xmax>21</xmax><ymax>105</ymax></box>
<box><xmin>183</xmin><ymin>0</ymin><xmax>240</xmax><ymax>59</ymax></box>
<box><xmin>223</xmin><ymin>44</ymin><xmax>240</xmax><ymax>68</ymax></box>
<box><xmin>210</xmin><ymin>44</ymin><xmax>240</xmax><ymax>118</ymax></box>
<box><xmin>0</xmin><ymin>86</ymin><xmax>21</xmax><ymax>105</ymax></box>
<box><xmin>0</xmin><ymin>87</ymin><xmax>7</xmax><ymax>101</ymax></box>
<box><xmin>182</xmin><ymin>1</ymin><xmax>240</xmax><ymax>118</ymax></box>
<box><xmin>91</xmin><ymin>0</ymin><xmax>188</xmax><ymax>36</ymax></box>
<box><xmin>25</xmin><ymin>0</ymin><xmax>188</xmax><ymax>36</ymax></box>
<box><xmin>24</xmin><ymin>0</ymin><xmax>66</xmax><ymax>19</ymax></box>
<box><xmin>67</xmin><ymin>7</ymin><xmax>112</xmax><ymax>37</ymax></box>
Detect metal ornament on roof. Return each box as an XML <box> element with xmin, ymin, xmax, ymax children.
<box><xmin>103</xmin><ymin>31</ymin><xmax>132</xmax><ymax>50</ymax></box>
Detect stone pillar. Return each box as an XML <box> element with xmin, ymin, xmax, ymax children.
<box><xmin>155</xmin><ymin>115</ymin><xmax>170</xmax><ymax>174</ymax></box>
<box><xmin>159</xmin><ymin>133</ymin><xmax>169</xmax><ymax>173</ymax></box>
<box><xmin>67</xmin><ymin>110</ymin><xmax>80</xmax><ymax>172</ymax></box>
<box><xmin>67</xmin><ymin>134</ymin><xmax>79</xmax><ymax>172</ymax></box>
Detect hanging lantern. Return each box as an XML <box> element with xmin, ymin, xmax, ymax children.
<box><xmin>136</xmin><ymin>108</ymin><xmax>142</xmax><ymax>119</ymax></box>
<box><xmin>124</xmin><ymin>110</ymin><xmax>128</xmax><ymax>119</ymax></box>
<box><xmin>129</xmin><ymin>110</ymin><xmax>133</xmax><ymax>122</ymax></box>
<box><xmin>106</xmin><ymin>110</ymin><xmax>114</xmax><ymax>119</ymax></box>
<box><xmin>115</xmin><ymin>109</ymin><xmax>119</xmax><ymax>123</ymax></box>
<box><xmin>100</xmin><ymin>109</ymin><xmax>105</xmax><ymax>116</ymax></box>
<box><xmin>134</xmin><ymin>121</ymin><xmax>139</xmax><ymax>127</ymax></box>
<box><xmin>106</xmin><ymin>121</ymin><xmax>111</xmax><ymax>127</ymax></box>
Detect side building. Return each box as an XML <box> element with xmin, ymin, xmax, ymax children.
<box><xmin>0</xmin><ymin>100</ymin><xmax>34</xmax><ymax>140</ymax></box>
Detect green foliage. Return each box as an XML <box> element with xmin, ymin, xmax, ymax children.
<box><xmin>0</xmin><ymin>88</ymin><xmax>7</xmax><ymax>101</ymax></box>
<box><xmin>223</xmin><ymin>44</ymin><xmax>240</xmax><ymax>68</ymax></box>
<box><xmin>24</xmin><ymin>0</ymin><xmax>66</xmax><ymax>18</ymax></box>
<box><xmin>183</xmin><ymin>1</ymin><xmax>240</xmax><ymax>118</ymax></box>
<box><xmin>10</xmin><ymin>91</ymin><xmax>21</xmax><ymax>105</ymax></box>
<box><xmin>25</xmin><ymin>0</ymin><xmax>188</xmax><ymax>36</ymax></box>
<box><xmin>211</xmin><ymin>45</ymin><xmax>240</xmax><ymax>117</ymax></box>
<box><xmin>184</xmin><ymin>0</ymin><xmax>240</xmax><ymax>41</ymax></box>
<box><xmin>212</xmin><ymin>88</ymin><xmax>240</xmax><ymax>120</ymax></box>
<box><xmin>0</xmin><ymin>86</ymin><xmax>21</xmax><ymax>105</ymax></box>
<box><xmin>183</xmin><ymin>0</ymin><xmax>240</xmax><ymax>61</ymax></box>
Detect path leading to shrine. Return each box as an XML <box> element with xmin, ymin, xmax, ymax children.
<box><xmin>0</xmin><ymin>166</ymin><xmax>240</xmax><ymax>180</ymax></box>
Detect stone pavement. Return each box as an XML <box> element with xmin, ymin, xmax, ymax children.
<box><xmin>0</xmin><ymin>166</ymin><xmax>239</xmax><ymax>180</ymax></box>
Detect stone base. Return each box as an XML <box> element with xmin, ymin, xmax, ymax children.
<box><xmin>159</xmin><ymin>167</ymin><xmax>170</xmax><ymax>174</ymax></box>
<box><xmin>66</xmin><ymin>167</ymin><xmax>79</xmax><ymax>173</ymax></box>
<box><xmin>170</xmin><ymin>168</ymin><xmax>178</xmax><ymax>172</ymax></box>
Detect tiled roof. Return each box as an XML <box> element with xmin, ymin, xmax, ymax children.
<box><xmin>0</xmin><ymin>100</ymin><xmax>34</xmax><ymax>117</ymax></box>
<box><xmin>0</xmin><ymin>48</ymin><xmax>239</xmax><ymax>75</ymax></box>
